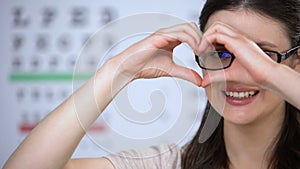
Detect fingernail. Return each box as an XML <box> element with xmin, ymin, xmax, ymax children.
<box><xmin>190</xmin><ymin>69</ymin><xmax>202</xmax><ymax>87</ymax></box>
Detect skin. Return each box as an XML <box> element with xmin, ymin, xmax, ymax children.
<box><xmin>4</xmin><ymin>9</ymin><xmax>300</xmax><ymax>169</ymax></box>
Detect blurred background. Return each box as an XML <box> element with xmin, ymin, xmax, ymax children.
<box><xmin>0</xmin><ymin>0</ymin><xmax>207</xmax><ymax>167</ymax></box>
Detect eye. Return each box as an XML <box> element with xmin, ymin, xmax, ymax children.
<box><xmin>219</xmin><ymin>51</ymin><xmax>232</xmax><ymax>59</ymax></box>
<box><xmin>264</xmin><ymin>51</ymin><xmax>278</xmax><ymax>61</ymax></box>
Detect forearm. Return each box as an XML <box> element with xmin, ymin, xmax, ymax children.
<box><xmin>4</xmin><ymin>59</ymin><xmax>129</xmax><ymax>169</ymax></box>
<box><xmin>268</xmin><ymin>64</ymin><xmax>300</xmax><ymax>110</ymax></box>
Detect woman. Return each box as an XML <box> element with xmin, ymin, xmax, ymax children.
<box><xmin>4</xmin><ymin>0</ymin><xmax>300</xmax><ymax>169</ymax></box>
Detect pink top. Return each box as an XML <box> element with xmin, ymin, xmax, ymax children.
<box><xmin>105</xmin><ymin>144</ymin><xmax>183</xmax><ymax>169</ymax></box>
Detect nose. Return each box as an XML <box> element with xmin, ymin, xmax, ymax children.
<box><xmin>229</xmin><ymin>58</ymin><xmax>243</xmax><ymax>69</ymax></box>
<box><xmin>224</xmin><ymin>58</ymin><xmax>250</xmax><ymax>81</ymax></box>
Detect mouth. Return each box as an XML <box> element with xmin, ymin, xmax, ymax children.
<box><xmin>223</xmin><ymin>89</ymin><xmax>260</xmax><ymax>106</ymax></box>
<box><xmin>224</xmin><ymin>90</ymin><xmax>259</xmax><ymax>99</ymax></box>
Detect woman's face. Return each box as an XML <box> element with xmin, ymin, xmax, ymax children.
<box><xmin>204</xmin><ymin>9</ymin><xmax>292</xmax><ymax>126</ymax></box>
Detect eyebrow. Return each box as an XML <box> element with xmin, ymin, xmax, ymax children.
<box><xmin>256</xmin><ymin>41</ymin><xmax>278</xmax><ymax>48</ymax></box>
<box><xmin>215</xmin><ymin>41</ymin><xmax>278</xmax><ymax>49</ymax></box>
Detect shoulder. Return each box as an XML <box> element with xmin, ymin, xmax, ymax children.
<box><xmin>105</xmin><ymin>144</ymin><xmax>183</xmax><ymax>169</ymax></box>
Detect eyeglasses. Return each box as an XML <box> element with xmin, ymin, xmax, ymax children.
<box><xmin>195</xmin><ymin>46</ymin><xmax>300</xmax><ymax>70</ymax></box>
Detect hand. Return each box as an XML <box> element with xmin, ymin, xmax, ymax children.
<box><xmin>198</xmin><ymin>22</ymin><xmax>278</xmax><ymax>89</ymax></box>
<box><xmin>109</xmin><ymin>22</ymin><xmax>203</xmax><ymax>86</ymax></box>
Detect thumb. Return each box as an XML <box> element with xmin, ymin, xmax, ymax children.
<box><xmin>170</xmin><ymin>65</ymin><xmax>202</xmax><ymax>86</ymax></box>
<box><xmin>201</xmin><ymin>70</ymin><xmax>227</xmax><ymax>87</ymax></box>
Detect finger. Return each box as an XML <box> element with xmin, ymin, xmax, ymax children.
<box><xmin>169</xmin><ymin>64</ymin><xmax>203</xmax><ymax>86</ymax></box>
<box><xmin>197</xmin><ymin>35</ymin><xmax>216</xmax><ymax>56</ymax></box>
<box><xmin>198</xmin><ymin>22</ymin><xmax>237</xmax><ymax>54</ymax></box>
<box><xmin>211</xmin><ymin>32</ymin><xmax>276</xmax><ymax>79</ymax></box>
<box><xmin>189</xmin><ymin>22</ymin><xmax>203</xmax><ymax>40</ymax></box>
<box><xmin>203</xmin><ymin>22</ymin><xmax>237</xmax><ymax>38</ymax></box>
<box><xmin>160</xmin><ymin>22</ymin><xmax>202</xmax><ymax>44</ymax></box>
<box><xmin>201</xmin><ymin>70</ymin><xmax>228</xmax><ymax>87</ymax></box>
<box><xmin>202</xmin><ymin>22</ymin><xmax>270</xmax><ymax>65</ymax></box>
<box><xmin>157</xmin><ymin>23</ymin><xmax>202</xmax><ymax>49</ymax></box>
<box><xmin>198</xmin><ymin>21</ymin><xmax>261</xmax><ymax>58</ymax></box>
<box><xmin>150</xmin><ymin>31</ymin><xmax>200</xmax><ymax>56</ymax></box>
<box><xmin>205</xmin><ymin>30</ymin><xmax>269</xmax><ymax>66</ymax></box>
<box><xmin>168</xmin><ymin>31</ymin><xmax>201</xmax><ymax>50</ymax></box>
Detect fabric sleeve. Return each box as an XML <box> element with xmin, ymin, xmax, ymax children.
<box><xmin>104</xmin><ymin>144</ymin><xmax>183</xmax><ymax>169</ymax></box>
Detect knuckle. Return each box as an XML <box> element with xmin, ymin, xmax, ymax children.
<box><xmin>156</xmin><ymin>28</ymin><xmax>167</xmax><ymax>34</ymax></box>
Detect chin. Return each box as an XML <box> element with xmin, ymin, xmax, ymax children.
<box><xmin>222</xmin><ymin>109</ymin><xmax>259</xmax><ymax>126</ymax></box>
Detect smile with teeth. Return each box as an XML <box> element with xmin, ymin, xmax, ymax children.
<box><xmin>225</xmin><ymin>91</ymin><xmax>259</xmax><ymax>99</ymax></box>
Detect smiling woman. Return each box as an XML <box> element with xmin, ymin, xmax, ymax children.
<box><xmin>183</xmin><ymin>1</ymin><xmax>300</xmax><ymax>169</ymax></box>
<box><xmin>3</xmin><ymin>0</ymin><xmax>300</xmax><ymax>169</ymax></box>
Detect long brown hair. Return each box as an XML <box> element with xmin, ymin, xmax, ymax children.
<box><xmin>182</xmin><ymin>0</ymin><xmax>300</xmax><ymax>168</ymax></box>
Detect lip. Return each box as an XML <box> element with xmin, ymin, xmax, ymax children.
<box><xmin>223</xmin><ymin>88</ymin><xmax>260</xmax><ymax>106</ymax></box>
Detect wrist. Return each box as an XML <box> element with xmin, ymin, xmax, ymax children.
<box><xmin>94</xmin><ymin>57</ymin><xmax>133</xmax><ymax>101</ymax></box>
<box><xmin>263</xmin><ymin>63</ymin><xmax>291</xmax><ymax>95</ymax></box>
<box><xmin>255</xmin><ymin>60</ymin><xmax>279</xmax><ymax>89</ymax></box>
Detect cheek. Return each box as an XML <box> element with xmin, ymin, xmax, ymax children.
<box><xmin>282</xmin><ymin>56</ymin><xmax>294</xmax><ymax>67</ymax></box>
<box><xmin>292</xmin><ymin>54</ymin><xmax>300</xmax><ymax>70</ymax></box>
<box><xmin>205</xmin><ymin>85</ymin><xmax>226</xmax><ymax>116</ymax></box>
<box><xmin>261</xmin><ymin>90</ymin><xmax>285</xmax><ymax>110</ymax></box>
<box><xmin>204</xmin><ymin>87</ymin><xmax>211</xmax><ymax>100</ymax></box>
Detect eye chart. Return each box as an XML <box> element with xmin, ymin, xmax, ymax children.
<box><xmin>0</xmin><ymin>0</ymin><xmax>206</xmax><ymax>166</ymax></box>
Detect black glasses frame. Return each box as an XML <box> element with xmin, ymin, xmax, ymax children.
<box><xmin>195</xmin><ymin>46</ymin><xmax>300</xmax><ymax>70</ymax></box>
<box><xmin>265</xmin><ymin>46</ymin><xmax>300</xmax><ymax>63</ymax></box>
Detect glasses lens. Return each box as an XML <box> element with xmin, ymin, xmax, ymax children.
<box><xmin>264</xmin><ymin>51</ymin><xmax>278</xmax><ymax>62</ymax></box>
<box><xmin>198</xmin><ymin>51</ymin><xmax>233</xmax><ymax>70</ymax></box>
